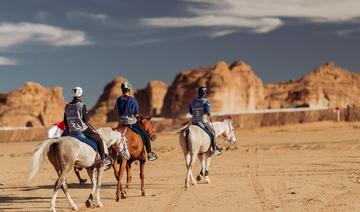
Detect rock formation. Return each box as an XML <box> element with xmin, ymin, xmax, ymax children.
<box><xmin>89</xmin><ymin>77</ymin><xmax>168</xmax><ymax>124</ymax></box>
<box><xmin>264</xmin><ymin>61</ymin><xmax>360</xmax><ymax>109</ymax></box>
<box><xmin>162</xmin><ymin>60</ymin><xmax>266</xmax><ymax>117</ymax></box>
<box><xmin>0</xmin><ymin>82</ymin><xmax>65</xmax><ymax>127</ymax></box>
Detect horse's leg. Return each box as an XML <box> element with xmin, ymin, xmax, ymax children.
<box><xmin>61</xmin><ymin>179</ymin><xmax>78</xmax><ymax>211</ymax></box>
<box><xmin>113</xmin><ymin>157</ymin><xmax>120</xmax><ymax>181</ymax></box>
<box><xmin>204</xmin><ymin>151</ymin><xmax>212</xmax><ymax>184</ymax></box>
<box><xmin>74</xmin><ymin>168</ymin><xmax>87</xmax><ymax>185</ymax></box>
<box><xmin>185</xmin><ymin>153</ymin><xmax>197</xmax><ymax>188</ymax></box>
<box><xmin>140</xmin><ymin>160</ymin><xmax>146</xmax><ymax>196</ymax></box>
<box><xmin>196</xmin><ymin>153</ymin><xmax>205</xmax><ymax>182</ymax></box>
<box><xmin>116</xmin><ymin>158</ymin><xmax>127</xmax><ymax>201</ymax></box>
<box><xmin>95</xmin><ymin>167</ymin><xmax>105</xmax><ymax>208</ymax></box>
<box><xmin>85</xmin><ymin>167</ymin><xmax>96</xmax><ymax>208</ymax></box>
<box><xmin>184</xmin><ymin>153</ymin><xmax>191</xmax><ymax>188</ymax></box>
<box><xmin>51</xmin><ymin>167</ymin><xmax>76</xmax><ymax>211</ymax></box>
<box><xmin>50</xmin><ymin>179</ymin><xmax>60</xmax><ymax>212</ymax></box>
<box><xmin>125</xmin><ymin>161</ymin><xmax>132</xmax><ymax>193</ymax></box>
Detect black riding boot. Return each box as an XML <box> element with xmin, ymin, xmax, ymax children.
<box><xmin>134</xmin><ymin>123</ymin><xmax>157</xmax><ymax>161</ymax></box>
<box><xmin>82</xmin><ymin>127</ymin><xmax>112</xmax><ymax>166</ymax></box>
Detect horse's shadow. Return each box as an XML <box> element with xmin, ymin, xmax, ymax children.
<box><xmin>5</xmin><ymin>182</ymin><xmax>172</xmax><ymax>192</ymax></box>
<box><xmin>0</xmin><ymin>195</ymin><xmax>67</xmax><ymax>211</ymax></box>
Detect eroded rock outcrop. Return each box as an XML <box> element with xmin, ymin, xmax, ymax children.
<box><xmin>265</xmin><ymin>62</ymin><xmax>360</xmax><ymax>109</ymax></box>
<box><xmin>89</xmin><ymin>77</ymin><xmax>168</xmax><ymax>124</ymax></box>
<box><xmin>162</xmin><ymin>60</ymin><xmax>266</xmax><ymax>117</ymax></box>
<box><xmin>0</xmin><ymin>82</ymin><xmax>65</xmax><ymax>127</ymax></box>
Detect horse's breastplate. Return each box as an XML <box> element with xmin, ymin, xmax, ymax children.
<box><xmin>191</xmin><ymin>99</ymin><xmax>208</xmax><ymax>124</ymax></box>
<box><xmin>119</xmin><ymin>116</ymin><xmax>137</xmax><ymax>125</ymax></box>
<box><xmin>65</xmin><ymin>102</ymin><xmax>88</xmax><ymax>134</ymax></box>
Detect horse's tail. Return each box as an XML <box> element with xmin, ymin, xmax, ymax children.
<box><xmin>29</xmin><ymin>138</ymin><xmax>59</xmax><ymax>182</ymax></box>
<box><xmin>184</xmin><ymin>128</ymin><xmax>191</xmax><ymax>152</ymax></box>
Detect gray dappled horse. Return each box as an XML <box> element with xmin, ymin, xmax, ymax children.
<box><xmin>179</xmin><ymin>119</ymin><xmax>237</xmax><ymax>188</ymax></box>
<box><xmin>29</xmin><ymin>128</ymin><xmax>123</xmax><ymax>212</ymax></box>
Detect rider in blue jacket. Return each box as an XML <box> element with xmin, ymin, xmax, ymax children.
<box><xmin>115</xmin><ymin>82</ymin><xmax>158</xmax><ymax>161</ymax></box>
<box><xmin>189</xmin><ymin>87</ymin><xmax>222</xmax><ymax>156</ymax></box>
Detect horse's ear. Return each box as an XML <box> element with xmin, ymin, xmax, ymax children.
<box><xmin>148</xmin><ymin>116</ymin><xmax>152</xmax><ymax>121</ymax></box>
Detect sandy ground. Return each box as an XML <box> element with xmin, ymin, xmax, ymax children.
<box><xmin>1</xmin><ymin>121</ymin><xmax>360</xmax><ymax>212</ymax></box>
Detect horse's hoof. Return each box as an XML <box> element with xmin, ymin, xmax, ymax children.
<box><xmin>50</xmin><ymin>208</ymin><xmax>56</xmax><ymax>212</ymax></box>
<box><xmin>121</xmin><ymin>194</ymin><xmax>126</xmax><ymax>199</ymax></box>
<box><xmin>115</xmin><ymin>196</ymin><xmax>120</xmax><ymax>202</ymax></box>
<box><xmin>191</xmin><ymin>181</ymin><xmax>197</xmax><ymax>186</ymax></box>
<box><xmin>204</xmin><ymin>177</ymin><xmax>211</xmax><ymax>184</ymax></box>
<box><xmin>196</xmin><ymin>175</ymin><xmax>202</xmax><ymax>181</ymax></box>
<box><xmin>71</xmin><ymin>205</ymin><xmax>79</xmax><ymax>211</ymax></box>
<box><xmin>85</xmin><ymin>199</ymin><xmax>92</xmax><ymax>208</ymax></box>
<box><xmin>97</xmin><ymin>202</ymin><xmax>104</xmax><ymax>208</ymax></box>
<box><xmin>142</xmin><ymin>191</ymin><xmax>146</xmax><ymax>196</ymax></box>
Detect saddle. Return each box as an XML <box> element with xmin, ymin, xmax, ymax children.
<box><xmin>117</xmin><ymin>124</ymin><xmax>147</xmax><ymax>145</ymax></box>
<box><xmin>61</xmin><ymin>131</ymin><xmax>98</xmax><ymax>151</ymax></box>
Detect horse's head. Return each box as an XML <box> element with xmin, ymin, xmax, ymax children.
<box><xmin>222</xmin><ymin>119</ymin><xmax>236</xmax><ymax>144</ymax></box>
<box><xmin>139</xmin><ymin>116</ymin><xmax>156</xmax><ymax>141</ymax></box>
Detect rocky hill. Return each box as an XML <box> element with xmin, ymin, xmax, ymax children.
<box><xmin>265</xmin><ymin>61</ymin><xmax>360</xmax><ymax>109</ymax></box>
<box><xmin>1</xmin><ymin>61</ymin><xmax>358</xmax><ymax>127</ymax></box>
<box><xmin>162</xmin><ymin>60</ymin><xmax>266</xmax><ymax>117</ymax></box>
<box><xmin>0</xmin><ymin>82</ymin><xmax>65</xmax><ymax>127</ymax></box>
<box><xmin>88</xmin><ymin>77</ymin><xmax>168</xmax><ymax>124</ymax></box>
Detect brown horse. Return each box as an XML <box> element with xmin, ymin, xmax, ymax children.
<box><xmin>111</xmin><ymin>116</ymin><xmax>156</xmax><ymax>201</ymax></box>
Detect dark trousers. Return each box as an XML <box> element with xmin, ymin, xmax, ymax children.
<box><xmin>83</xmin><ymin>127</ymin><xmax>106</xmax><ymax>159</ymax></box>
<box><xmin>131</xmin><ymin>123</ymin><xmax>152</xmax><ymax>154</ymax></box>
<box><xmin>194</xmin><ymin>122</ymin><xmax>217</xmax><ymax>150</ymax></box>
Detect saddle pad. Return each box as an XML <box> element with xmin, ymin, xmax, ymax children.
<box><xmin>194</xmin><ymin>124</ymin><xmax>214</xmax><ymax>141</ymax></box>
<box><xmin>61</xmin><ymin>131</ymin><xmax>98</xmax><ymax>151</ymax></box>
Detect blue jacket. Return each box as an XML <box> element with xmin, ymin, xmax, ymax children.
<box><xmin>115</xmin><ymin>95</ymin><xmax>139</xmax><ymax>116</ymax></box>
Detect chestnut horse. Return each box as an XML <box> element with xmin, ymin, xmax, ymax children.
<box><xmin>112</xmin><ymin>117</ymin><xmax>156</xmax><ymax>201</ymax></box>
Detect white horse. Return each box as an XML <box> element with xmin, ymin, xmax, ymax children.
<box><xmin>29</xmin><ymin>128</ymin><xmax>123</xmax><ymax>212</ymax></box>
<box><xmin>179</xmin><ymin>119</ymin><xmax>237</xmax><ymax>188</ymax></box>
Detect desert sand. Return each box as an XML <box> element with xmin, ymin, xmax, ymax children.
<box><xmin>1</xmin><ymin>121</ymin><xmax>360</xmax><ymax>212</ymax></box>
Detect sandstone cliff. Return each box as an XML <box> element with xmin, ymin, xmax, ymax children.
<box><xmin>162</xmin><ymin>60</ymin><xmax>266</xmax><ymax>117</ymax></box>
<box><xmin>0</xmin><ymin>82</ymin><xmax>65</xmax><ymax>127</ymax></box>
<box><xmin>265</xmin><ymin>62</ymin><xmax>360</xmax><ymax>109</ymax></box>
<box><xmin>89</xmin><ymin>77</ymin><xmax>168</xmax><ymax>124</ymax></box>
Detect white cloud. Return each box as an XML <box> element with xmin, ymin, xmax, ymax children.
<box><xmin>0</xmin><ymin>56</ymin><xmax>17</xmax><ymax>65</ymax></box>
<box><xmin>0</xmin><ymin>22</ymin><xmax>90</xmax><ymax>49</ymax></box>
<box><xmin>67</xmin><ymin>12</ymin><xmax>109</xmax><ymax>24</ymax></box>
<box><xmin>34</xmin><ymin>11</ymin><xmax>48</xmax><ymax>22</ymax></box>
<box><xmin>336</xmin><ymin>27</ymin><xmax>360</xmax><ymax>37</ymax></box>
<box><xmin>125</xmin><ymin>38</ymin><xmax>162</xmax><ymax>46</ymax></box>
<box><xmin>140</xmin><ymin>0</ymin><xmax>360</xmax><ymax>37</ymax></box>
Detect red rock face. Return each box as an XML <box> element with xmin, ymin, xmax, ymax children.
<box><xmin>161</xmin><ymin>60</ymin><xmax>266</xmax><ymax>117</ymax></box>
<box><xmin>265</xmin><ymin>62</ymin><xmax>360</xmax><ymax>109</ymax></box>
<box><xmin>0</xmin><ymin>82</ymin><xmax>65</xmax><ymax>127</ymax></box>
<box><xmin>88</xmin><ymin>76</ymin><xmax>129</xmax><ymax>124</ymax></box>
<box><xmin>89</xmin><ymin>76</ymin><xmax>168</xmax><ymax>125</ymax></box>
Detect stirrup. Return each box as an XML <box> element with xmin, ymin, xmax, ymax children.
<box><xmin>148</xmin><ymin>152</ymin><xmax>158</xmax><ymax>161</ymax></box>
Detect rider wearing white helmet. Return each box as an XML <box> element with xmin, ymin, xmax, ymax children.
<box><xmin>64</xmin><ymin>87</ymin><xmax>112</xmax><ymax>166</ymax></box>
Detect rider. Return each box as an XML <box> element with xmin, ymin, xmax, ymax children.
<box><xmin>115</xmin><ymin>82</ymin><xmax>158</xmax><ymax>161</ymax></box>
<box><xmin>189</xmin><ymin>87</ymin><xmax>222</xmax><ymax>156</ymax></box>
<box><xmin>63</xmin><ymin>87</ymin><xmax>112</xmax><ymax>166</ymax></box>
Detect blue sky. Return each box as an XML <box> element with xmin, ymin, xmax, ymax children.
<box><xmin>0</xmin><ymin>0</ymin><xmax>360</xmax><ymax>106</ymax></box>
